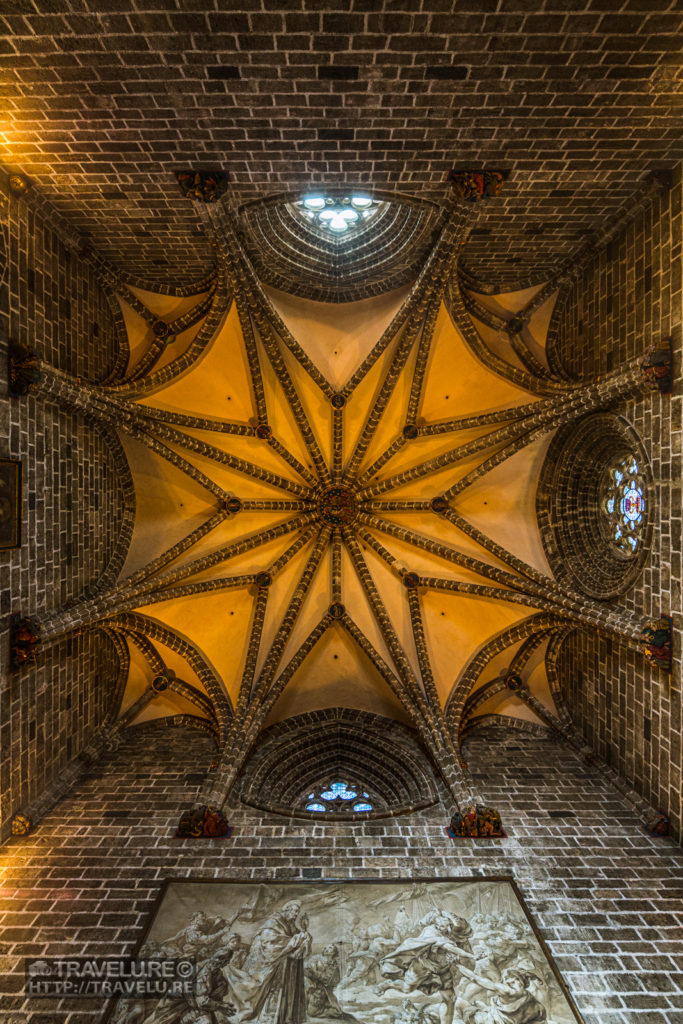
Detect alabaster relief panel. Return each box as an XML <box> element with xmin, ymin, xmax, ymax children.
<box><xmin>0</xmin><ymin>458</ymin><xmax>22</xmax><ymax>550</ymax></box>
<box><xmin>107</xmin><ymin>878</ymin><xmax>582</xmax><ymax>1024</ymax></box>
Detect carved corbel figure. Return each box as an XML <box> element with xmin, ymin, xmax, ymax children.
<box><xmin>8</xmin><ymin>342</ymin><xmax>42</xmax><ymax>397</ymax></box>
<box><xmin>449</xmin><ymin>170</ymin><xmax>508</xmax><ymax>203</ymax></box>
<box><xmin>640</xmin><ymin>616</ymin><xmax>673</xmax><ymax>672</ymax></box>
<box><xmin>177</xmin><ymin>804</ymin><xmax>231</xmax><ymax>838</ymax></box>
<box><xmin>449</xmin><ymin>805</ymin><xmax>506</xmax><ymax>838</ymax></box>
<box><xmin>640</xmin><ymin>338</ymin><xmax>673</xmax><ymax>394</ymax></box>
<box><xmin>9</xmin><ymin>614</ymin><xmax>42</xmax><ymax>670</ymax></box>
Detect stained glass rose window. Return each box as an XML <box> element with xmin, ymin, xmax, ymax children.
<box><xmin>601</xmin><ymin>455</ymin><xmax>646</xmax><ymax>555</ymax></box>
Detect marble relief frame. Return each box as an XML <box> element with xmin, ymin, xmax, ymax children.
<box><xmin>105</xmin><ymin>876</ymin><xmax>584</xmax><ymax>1024</ymax></box>
<box><xmin>0</xmin><ymin>458</ymin><xmax>22</xmax><ymax>550</ymax></box>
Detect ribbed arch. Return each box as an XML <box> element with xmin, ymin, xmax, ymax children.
<box><xmin>445</xmin><ymin>613</ymin><xmax>563</xmax><ymax>731</ymax></box>
<box><xmin>106</xmin><ymin>612</ymin><xmax>233</xmax><ymax>740</ymax></box>
<box><xmin>239</xmin><ymin>192</ymin><xmax>448</xmax><ymax>302</ymax></box>
<box><xmin>237</xmin><ymin>709</ymin><xmax>439</xmax><ymax>820</ymax></box>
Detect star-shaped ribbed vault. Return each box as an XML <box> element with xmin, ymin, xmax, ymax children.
<box><xmin>15</xmin><ymin>189</ymin><xmax>664</xmax><ymax>832</ymax></box>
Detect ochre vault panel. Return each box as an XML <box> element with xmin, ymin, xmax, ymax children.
<box><xmin>107</xmin><ymin>878</ymin><xmax>582</xmax><ymax>1024</ymax></box>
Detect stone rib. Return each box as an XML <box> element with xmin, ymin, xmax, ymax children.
<box><xmin>255</xmin><ymin>314</ymin><xmax>331</xmax><ymax>484</ymax></box>
<box><xmin>352</xmin><ymin>280</ymin><xmax>444</xmax><ymax>487</ymax></box>
<box><xmin>332</xmin><ymin>529</ymin><xmax>342</xmax><ymax>602</ymax></box>
<box><xmin>235</xmin><ymin>585</ymin><xmax>270</xmax><ymax>719</ymax></box>
<box><xmin>111</xmin><ymin>278</ymin><xmax>231</xmax><ymax>397</ymax></box>
<box><xmin>407</xmin><ymin>588</ymin><xmax>444</xmax><ymax>713</ymax></box>
<box><xmin>134</xmin><ymin>406</ymin><xmax>254</xmax><ymax>436</ymax></box>
<box><xmin>358</xmin><ymin>513</ymin><xmax>539</xmax><ymax>597</ymax></box>
<box><xmin>216</xmin><ymin>206</ymin><xmax>335</xmax><ymax>398</ymax></box>
<box><xmin>268</xmin><ymin>527</ymin><xmax>318</xmax><ymax>576</ymax></box>
<box><xmin>233</xmin><ymin>287</ymin><xmax>269</xmax><ymax>422</ymax></box>
<box><xmin>252</xmin><ymin>528</ymin><xmax>330</xmax><ymax>699</ymax></box>
<box><xmin>41</xmin><ymin>519</ymin><xmax>308</xmax><ymax>640</ymax></box>
<box><xmin>361</xmin><ymin>359</ymin><xmax>644</xmax><ymax>500</ymax></box>
<box><xmin>126</xmin><ymin>631</ymin><xmax>166</xmax><ymax>676</ymax></box>
<box><xmin>422</xmin><ymin>574</ymin><xmax>644</xmax><ymax>646</ymax></box>
<box><xmin>34</xmin><ymin>369</ymin><xmax>235</xmax><ymax>502</ymax></box>
<box><xmin>344</xmin><ymin>532</ymin><xmax>443</xmax><ymax>746</ymax></box>
<box><xmin>406</xmin><ymin>294</ymin><xmax>442</xmax><ymax>423</ymax></box>
<box><xmin>118</xmin><ymin>511</ymin><xmax>229</xmax><ymax>589</ymax></box>
<box><xmin>114</xmin><ymin>627</ymin><xmax>218</xmax><ymax>725</ymax></box>
<box><xmin>109</xmin><ymin>612</ymin><xmax>231</xmax><ymax>735</ymax></box>
<box><xmin>443</xmin><ymin>362</ymin><xmax>644</xmax><ymax>499</ymax></box>
<box><xmin>341</xmin><ymin>207</ymin><xmax>468</xmax><ymax>398</ymax></box>
<box><xmin>342</xmin><ymin>547</ymin><xmax>473</xmax><ymax>811</ymax></box>
<box><xmin>339</xmin><ymin>614</ymin><xmax>415</xmax><ymax>718</ymax></box>
<box><xmin>445</xmin><ymin>615</ymin><xmax>562</xmax><ymax>729</ymax></box>
<box><xmin>257</xmin><ymin>615</ymin><xmax>333</xmax><ymax>728</ymax></box>
<box><xmin>507</xmin><ymin>326</ymin><xmax>553</xmax><ymax>381</ymax></box>
<box><xmin>419</xmin><ymin>403</ymin><xmax>539</xmax><ymax>436</ymax></box>
<box><xmin>126</xmin><ymin>424</ymin><xmax>230</xmax><ymax>500</ymax></box>
<box><xmin>345</xmin><ymin>321</ymin><xmax>420</xmax><ymax>480</ymax></box>
<box><xmin>333</xmin><ymin>407</ymin><xmax>343</xmax><ymax>484</ymax></box>
<box><xmin>142</xmin><ymin>420</ymin><xmax>310</xmax><ymax>497</ymax></box>
<box><xmin>358</xmin><ymin>437</ymin><xmax>407</xmax><ymax>486</ymax></box>
<box><xmin>267</xmin><ymin>436</ymin><xmax>319</xmax><ymax>488</ymax></box>
<box><xmin>363</xmin><ymin>500</ymin><xmax>432</xmax><ymax>511</ymax></box>
<box><xmin>447</xmin><ymin>275</ymin><xmax>565</xmax><ymax>396</ymax></box>
<box><xmin>359</xmin><ymin>421</ymin><xmax>531</xmax><ymax>499</ymax></box>
<box><xmin>241</xmin><ymin>500</ymin><xmax>311</xmax><ymax>511</ymax></box>
<box><xmin>438</xmin><ymin>507</ymin><xmax>566</xmax><ymax>594</ymax></box>
<box><xmin>462</xmin><ymin>677</ymin><xmax>508</xmax><ymax>721</ymax></box>
<box><xmin>202</xmin><ymin>615</ymin><xmax>332</xmax><ymax>810</ymax></box>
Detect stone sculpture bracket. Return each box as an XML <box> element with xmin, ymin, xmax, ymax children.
<box><xmin>448</xmin><ymin>805</ymin><xmax>506</xmax><ymax>838</ymax></box>
<box><xmin>176</xmin><ymin>804</ymin><xmax>231</xmax><ymax>839</ymax></box>
<box><xmin>9</xmin><ymin>614</ymin><xmax>42</xmax><ymax>671</ymax></box>
<box><xmin>641</xmin><ymin>337</ymin><xmax>673</xmax><ymax>395</ymax></box>
<box><xmin>640</xmin><ymin>615</ymin><xmax>673</xmax><ymax>673</ymax></box>
<box><xmin>7</xmin><ymin>341</ymin><xmax>42</xmax><ymax>398</ymax></box>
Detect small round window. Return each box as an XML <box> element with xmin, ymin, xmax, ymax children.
<box><xmin>600</xmin><ymin>455</ymin><xmax>646</xmax><ymax>556</ymax></box>
<box><xmin>294</xmin><ymin>195</ymin><xmax>384</xmax><ymax>235</ymax></box>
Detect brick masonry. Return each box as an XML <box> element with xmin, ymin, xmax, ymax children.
<box><xmin>0</xmin><ymin>727</ymin><xmax>681</xmax><ymax>1024</ymax></box>
<box><xmin>548</xmin><ymin>165</ymin><xmax>682</xmax><ymax>838</ymax></box>
<box><xmin>0</xmin><ymin>3</ymin><xmax>681</xmax><ymax>285</ymax></box>
<box><xmin>0</xmin><ymin>185</ymin><xmax>127</xmax><ymax>842</ymax></box>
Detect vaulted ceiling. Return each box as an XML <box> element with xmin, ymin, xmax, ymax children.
<box><xmin>3</xmin><ymin>3</ymin><xmax>681</xmax><ymax>818</ymax></box>
<box><xmin>115</xmin><ymin>251</ymin><xmax>558</xmax><ymax>738</ymax></box>
<box><xmin>22</xmin><ymin>188</ymin><xmax>658</xmax><ymax>819</ymax></box>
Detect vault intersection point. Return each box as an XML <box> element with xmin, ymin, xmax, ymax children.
<box><xmin>317</xmin><ymin>484</ymin><xmax>358</xmax><ymax>526</ymax></box>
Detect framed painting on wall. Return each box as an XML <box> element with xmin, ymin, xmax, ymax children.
<box><xmin>0</xmin><ymin>458</ymin><xmax>22</xmax><ymax>550</ymax></box>
<box><xmin>103</xmin><ymin>877</ymin><xmax>584</xmax><ymax>1023</ymax></box>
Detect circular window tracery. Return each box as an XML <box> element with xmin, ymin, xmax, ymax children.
<box><xmin>537</xmin><ymin>414</ymin><xmax>653</xmax><ymax>600</ymax></box>
<box><xmin>294</xmin><ymin>194</ymin><xmax>384</xmax><ymax>235</ymax></box>
<box><xmin>600</xmin><ymin>454</ymin><xmax>646</xmax><ymax>556</ymax></box>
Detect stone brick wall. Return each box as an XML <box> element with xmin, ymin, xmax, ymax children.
<box><xmin>0</xmin><ymin>726</ymin><xmax>681</xmax><ymax>1024</ymax></box>
<box><xmin>1</xmin><ymin>4</ymin><xmax>681</xmax><ymax>286</ymax></box>
<box><xmin>0</xmin><ymin>186</ymin><xmax>126</xmax><ymax>842</ymax></box>
<box><xmin>548</xmin><ymin>164</ymin><xmax>682</xmax><ymax>838</ymax></box>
